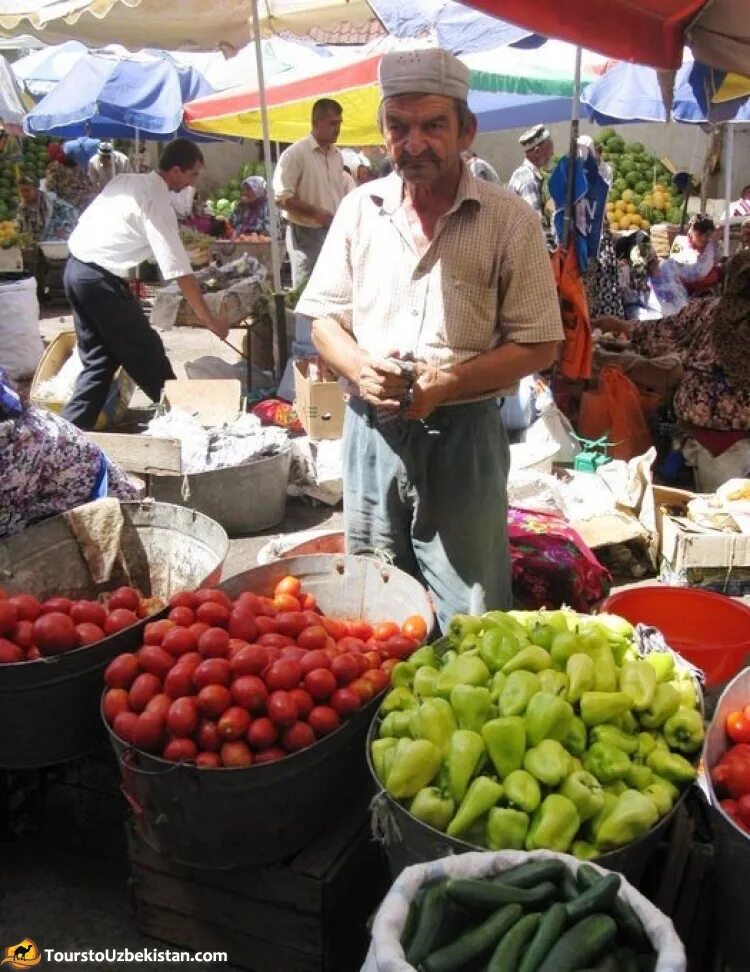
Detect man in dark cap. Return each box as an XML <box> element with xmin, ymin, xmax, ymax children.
<box><xmin>507</xmin><ymin>123</ymin><xmax>554</xmax><ymax>225</ymax></box>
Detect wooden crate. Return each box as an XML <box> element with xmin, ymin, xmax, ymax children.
<box><xmin>127</xmin><ymin>802</ymin><xmax>389</xmax><ymax>972</ymax></box>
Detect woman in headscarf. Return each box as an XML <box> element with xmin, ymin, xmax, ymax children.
<box><xmin>230</xmin><ymin>175</ymin><xmax>270</xmax><ymax>238</ymax></box>
<box><xmin>595</xmin><ymin>250</ymin><xmax>750</xmax><ymax>440</ymax></box>
<box><xmin>615</xmin><ymin>230</ymin><xmax>689</xmax><ymax>321</ymax></box>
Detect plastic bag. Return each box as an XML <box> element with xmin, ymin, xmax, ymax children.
<box><xmin>0</xmin><ymin>277</ymin><xmax>43</xmax><ymax>379</ymax></box>
<box><xmin>362</xmin><ymin>850</ymin><xmax>685</xmax><ymax>972</ymax></box>
<box><xmin>578</xmin><ymin>366</ymin><xmax>653</xmax><ymax>461</ymax></box>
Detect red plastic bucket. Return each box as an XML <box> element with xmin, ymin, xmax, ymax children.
<box><xmin>601</xmin><ymin>586</ymin><xmax>750</xmax><ymax>687</ymax></box>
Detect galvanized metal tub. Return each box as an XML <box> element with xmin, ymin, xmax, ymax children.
<box><xmin>149</xmin><ymin>448</ymin><xmax>291</xmax><ymax>536</ymax></box>
<box><xmin>704</xmin><ymin>666</ymin><xmax>750</xmax><ymax>972</ymax></box>
<box><xmin>0</xmin><ymin>502</ymin><xmax>228</xmax><ymax>769</ymax></box>
<box><xmin>110</xmin><ymin>554</ymin><xmax>433</xmax><ymax>869</ymax></box>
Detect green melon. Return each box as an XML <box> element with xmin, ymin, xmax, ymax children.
<box><xmin>625</xmin><ymin>171</ymin><xmax>640</xmax><ymax>188</ymax></box>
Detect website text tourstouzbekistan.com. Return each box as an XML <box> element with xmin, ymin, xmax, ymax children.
<box><xmin>41</xmin><ymin>948</ymin><xmax>228</xmax><ymax>965</ymax></box>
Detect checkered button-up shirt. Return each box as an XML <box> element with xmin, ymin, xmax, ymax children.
<box><xmin>296</xmin><ymin>166</ymin><xmax>563</xmax><ymax>398</ymax></box>
<box><xmin>507</xmin><ymin>158</ymin><xmax>545</xmax><ymax>221</ymax></box>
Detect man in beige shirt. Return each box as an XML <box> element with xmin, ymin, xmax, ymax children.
<box><xmin>272</xmin><ymin>98</ymin><xmax>350</xmax><ymax>287</ymax></box>
<box><xmin>297</xmin><ymin>49</ymin><xmax>563</xmax><ymax>629</ymax></box>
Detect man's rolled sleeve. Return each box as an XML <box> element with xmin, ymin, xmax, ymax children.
<box><xmin>273</xmin><ymin>147</ymin><xmax>301</xmax><ymax>202</ymax></box>
<box><xmin>143</xmin><ymin>204</ymin><xmax>191</xmax><ymax>280</ymax></box>
<box><xmin>294</xmin><ymin>199</ymin><xmax>355</xmax><ymax>333</ymax></box>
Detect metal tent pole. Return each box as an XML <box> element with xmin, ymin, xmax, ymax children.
<box><xmin>724</xmin><ymin>124</ymin><xmax>734</xmax><ymax>256</ymax></box>
<box><xmin>562</xmin><ymin>46</ymin><xmax>583</xmax><ymax>248</ymax></box>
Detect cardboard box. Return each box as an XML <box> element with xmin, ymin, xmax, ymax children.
<box><xmin>653</xmin><ymin>485</ymin><xmax>750</xmax><ymax>574</ymax></box>
<box><xmin>0</xmin><ymin>246</ymin><xmax>23</xmax><ymax>273</ymax></box>
<box><xmin>293</xmin><ymin>360</ymin><xmax>345</xmax><ymax>440</ymax></box>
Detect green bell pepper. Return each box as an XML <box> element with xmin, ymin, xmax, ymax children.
<box><xmin>498</xmin><ymin>670</ymin><xmax>541</xmax><ymax>716</ymax></box>
<box><xmin>489</xmin><ymin>671</ymin><xmax>507</xmax><ymax>703</ymax></box>
<box><xmin>446</xmin><ymin>729</ymin><xmax>485</xmax><ymax>804</ymax></box>
<box><xmin>524</xmin><ymin>739</ymin><xmax>572</xmax><ymax>788</ymax></box>
<box><xmin>646</xmin><ymin>749</ymin><xmax>697</xmax><ymax>785</ymax></box>
<box><xmin>580</xmin><ymin>691</ymin><xmax>633</xmax><ymax>727</ymax></box>
<box><xmin>503</xmin><ymin>769</ymin><xmax>541</xmax><ymax>813</ymax></box>
<box><xmin>530</xmin><ymin>621</ymin><xmax>556</xmax><ymax>651</ymax></box>
<box><xmin>549</xmin><ymin>631</ymin><xmax>579</xmax><ymax>671</ymax></box>
<box><xmin>560</xmin><ymin>770</ymin><xmax>605</xmax><ymax>822</ymax></box>
<box><xmin>589</xmin><ymin>642</ymin><xmax>618</xmax><ymax>693</ymax></box>
<box><xmin>371</xmin><ymin>737</ymin><xmax>398</xmax><ymax>785</ymax></box>
<box><xmin>603</xmin><ymin>780</ymin><xmax>628</xmax><ymax>796</ymax></box>
<box><xmin>538</xmin><ymin>669</ymin><xmax>569</xmax><ymax>698</ymax></box>
<box><xmin>572</xmin><ymin>840</ymin><xmax>598</xmax><ymax>861</ymax></box>
<box><xmin>562</xmin><ymin>716</ymin><xmax>588</xmax><ymax>757</ymax></box>
<box><xmin>583</xmin><ymin>742</ymin><xmax>632</xmax><ymax>784</ymax></box>
<box><xmin>643</xmin><ymin>651</ymin><xmax>676</xmax><ymax>683</ymax></box>
<box><xmin>590</xmin><ymin>724</ymin><xmax>639</xmax><ymax>755</ymax></box>
<box><xmin>447</xmin><ymin>775</ymin><xmax>503</xmax><ymax>838</ymax></box>
<box><xmin>596</xmin><ymin>789</ymin><xmax>659</xmax><ymax>851</ymax></box>
<box><xmin>486</xmin><ymin>807</ymin><xmax>529</xmax><ymax>850</ymax></box>
<box><xmin>662</xmin><ymin>707</ymin><xmax>705</xmax><ymax>755</ymax></box>
<box><xmin>409</xmin><ymin>786</ymin><xmax>455</xmax><ymax>831</ymax></box>
<box><xmin>479</xmin><ymin>626</ymin><xmax>521</xmax><ymax>673</ymax></box>
<box><xmin>408</xmin><ymin>644</ymin><xmax>437</xmax><ymax>668</ymax></box>
<box><xmin>525</xmin><ymin>691</ymin><xmax>574</xmax><ymax>746</ymax></box>
<box><xmin>385</xmin><ymin>738</ymin><xmax>442</xmax><ymax>799</ymax></box>
<box><xmin>634</xmin><ymin>731</ymin><xmax>659</xmax><ymax>763</ymax></box>
<box><xmin>379</xmin><ymin>710</ymin><xmax>414</xmax><ymax>738</ymax></box>
<box><xmin>447</xmin><ymin>613</ymin><xmax>483</xmax><ymax>644</ymax></box>
<box><xmin>450</xmin><ymin>684</ymin><xmax>493</xmax><ymax>733</ymax></box>
<box><xmin>435</xmin><ymin>654</ymin><xmax>490</xmax><ymax>697</ymax></box>
<box><xmin>613</xmin><ymin>710</ymin><xmax>639</xmax><ymax>735</ymax></box>
<box><xmin>413</xmin><ymin>697</ymin><xmax>457</xmax><ymax>754</ymax></box>
<box><xmin>413</xmin><ymin>665</ymin><xmax>440</xmax><ymax>698</ymax></box>
<box><xmin>525</xmin><ymin>794</ymin><xmax>580</xmax><ymax>853</ymax></box>
<box><xmin>618</xmin><ymin>660</ymin><xmax>657</xmax><ymax>711</ymax></box>
<box><xmin>381</xmin><ymin>686</ymin><xmax>418</xmax><ymax>714</ymax></box>
<box><xmin>482</xmin><ymin>716</ymin><xmax>526</xmax><ymax>779</ymax></box>
<box><xmin>566</xmin><ymin>653</ymin><xmax>595</xmax><ymax>704</ymax></box>
<box><xmin>625</xmin><ymin>763</ymin><xmax>653</xmax><ymax>791</ymax></box>
<box><xmin>502</xmin><ymin>645</ymin><xmax>553</xmax><ymax>675</ymax></box>
<box><xmin>390</xmin><ymin>662</ymin><xmax>416</xmax><ymax>689</ymax></box>
<box><xmin>586</xmin><ymin>789</ymin><xmax>618</xmax><ymax>844</ymax></box>
<box><xmin>638</xmin><ymin>683</ymin><xmax>681</xmax><ymax>729</ymax></box>
<box><xmin>644</xmin><ymin>782</ymin><xmax>674</xmax><ymax>817</ymax></box>
<box><xmin>651</xmin><ymin>774</ymin><xmax>680</xmax><ymax>802</ymax></box>
<box><xmin>671</xmin><ymin>673</ymin><xmax>698</xmax><ymax>710</ymax></box>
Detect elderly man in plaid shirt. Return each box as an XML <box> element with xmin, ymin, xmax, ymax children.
<box><xmin>297</xmin><ymin>50</ymin><xmax>563</xmax><ymax>630</ymax></box>
<box><xmin>508</xmin><ymin>124</ymin><xmax>555</xmax><ymax>226</ymax></box>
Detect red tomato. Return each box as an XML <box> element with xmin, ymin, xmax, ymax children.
<box><xmin>280</xmin><ymin>646</ymin><xmax>307</xmax><ymax>664</ymax></box>
<box><xmin>320</xmin><ymin>615</ymin><xmax>347</xmax><ymax>641</ymax></box>
<box><xmin>372</xmin><ymin>621</ymin><xmax>400</xmax><ymax>642</ymax></box>
<box><xmin>300</xmin><ymin>650</ymin><xmax>332</xmax><ymax>675</ymax></box>
<box><xmin>129</xmin><ymin>673</ymin><xmax>163</xmax><ymax>713</ymax></box>
<box><xmin>33</xmin><ymin>612</ymin><xmax>77</xmax><ymax>655</ymax></box>
<box><xmin>362</xmin><ymin>668</ymin><xmax>389</xmax><ymax>693</ymax></box>
<box><xmin>103</xmin><ymin>688</ymin><xmax>130</xmax><ymax>724</ymax></box>
<box><xmin>274</xmin><ymin>593</ymin><xmax>301</xmax><ymax>613</ymax></box>
<box><xmin>228</xmin><ymin>608</ymin><xmax>259</xmax><ymax>643</ymax></box>
<box><xmin>329</xmin><ymin>654</ymin><xmax>360</xmax><ymax>686</ymax></box>
<box><xmin>227</xmin><ymin>638</ymin><xmax>249</xmax><ymax>658</ymax></box>
<box><xmin>299</xmin><ymin>593</ymin><xmax>318</xmax><ymax>612</ymax></box>
<box><xmin>303</xmin><ymin>668</ymin><xmax>337</xmax><ymax>702</ymax></box>
<box><xmin>134</xmin><ymin>712</ymin><xmax>165</xmax><ymax>752</ymax></box>
<box><xmin>196</xmin><ymin>751</ymin><xmax>221</xmax><ymax>768</ymax></box>
<box><xmin>289</xmin><ymin>688</ymin><xmax>314</xmax><ymax>719</ymax></box>
<box><xmin>348</xmin><ymin>678</ymin><xmax>374</xmax><ymax>703</ymax></box>
<box><xmin>10</xmin><ymin>619</ymin><xmax>34</xmax><ymax>649</ymax></box>
<box><xmin>274</xmin><ymin>575</ymin><xmax>301</xmax><ymax>599</ymax></box>
<box><xmin>382</xmin><ymin>634</ymin><xmax>419</xmax><ymax>660</ymax></box>
<box><xmin>40</xmin><ymin>597</ymin><xmax>73</xmax><ymax>615</ymax></box>
<box><xmin>231</xmin><ymin>675</ymin><xmax>268</xmax><ymax>712</ymax></box>
<box><xmin>168</xmin><ymin>606</ymin><xmax>195</xmax><ymax>628</ymax></box>
<box><xmin>162</xmin><ymin>626</ymin><xmax>198</xmax><ymax>658</ymax></box>
<box><xmin>26</xmin><ymin>646</ymin><xmax>41</xmax><ymax>662</ymax></box>
<box><xmin>256</xmin><ymin>596</ymin><xmax>279</xmax><ymax>617</ymax></box>
<box><xmin>108</xmin><ymin>587</ymin><xmax>141</xmax><ymax>612</ymax></box>
<box><xmin>330</xmin><ymin>687</ymin><xmax>361</xmax><ymax>715</ymax></box>
<box><xmin>347</xmin><ymin>620</ymin><xmax>374</xmax><ymax>641</ymax></box>
<box><xmin>308</xmin><ymin>706</ymin><xmax>341</xmax><ymax>737</ymax></box>
<box><xmin>142</xmin><ymin>619</ymin><xmax>174</xmax><ymax>646</ymax></box>
<box><xmin>362</xmin><ymin>650</ymin><xmax>382</xmax><ymax>671</ymax></box>
<box><xmin>221</xmin><ymin>740</ymin><xmax>253</xmax><ymax>767</ymax></box>
<box><xmin>0</xmin><ymin>638</ymin><xmax>15</xmax><ymax>661</ymax></box>
<box><xmin>267</xmin><ymin>690</ymin><xmax>298</xmax><ymax>728</ymax></box>
<box><xmin>104</xmin><ymin>653</ymin><xmax>140</xmax><ymax>689</ymax></box>
<box><xmin>255</xmin><ymin>615</ymin><xmax>279</xmax><ymax>636</ymax></box>
<box><xmin>300</xmin><ymin>610</ymin><xmax>324</xmax><ymax>629</ymax></box>
<box><xmin>247</xmin><ymin>717</ymin><xmax>279</xmax><ymax>750</ymax></box>
<box><xmin>169</xmin><ymin>591</ymin><xmax>197</xmax><ymax>610</ymax></box>
<box><xmin>256</xmin><ymin>633</ymin><xmax>294</xmax><ymax>652</ymax></box>
<box><xmin>113</xmin><ymin>711</ymin><xmax>140</xmax><ymax>745</ymax></box>
<box><xmin>274</xmin><ymin>611</ymin><xmax>307</xmax><ymax>638</ymax></box>
<box><xmin>381</xmin><ymin>658</ymin><xmax>400</xmax><ymax>677</ymax></box>
<box><xmin>189</xmin><ymin>622</ymin><xmax>211</xmax><ymax>642</ymax></box>
<box><xmin>75</xmin><ymin>622</ymin><xmax>105</xmax><ymax>647</ymax></box>
<box><xmin>137</xmin><ymin>645</ymin><xmax>174</xmax><ymax>680</ymax></box>
<box><xmin>103</xmin><ymin>609</ymin><xmax>139</xmax><ymax>635</ymax></box>
<box><xmin>402</xmin><ymin>615</ymin><xmax>428</xmax><ymax>642</ymax></box>
<box><xmin>234</xmin><ymin>591</ymin><xmax>266</xmax><ymax>614</ymax></box>
<box><xmin>144</xmin><ymin>693</ymin><xmax>172</xmax><ymax>720</ymax></box>
<box><xmin>163</xmin><ymin>738</ymin><xmax>197</xmax><ymax>762</ymax></box>
<box><xmin>296</xmin><ymin>625</ymin><xmax>328</xmax><ymax>652</ymax></box>
<box><xmin>193</xmin><ymin>658</ymin><xmax>232</xmax><ymax>690</ymax></box>
<box><xmin>174</xmin><ymin>651</ymin><xmax>202</xmax><ymax>672</ymax></box>
<box><xmin>197</xmin><ymin>718</ymin><xmax>221</xmax><ymax>752</ymax></box>
<box><xmin>265</xmin><ymin>659</ymin><xmax>303</xmax><ymax>692</ymax></box>
<box><xmin>198</xmin><ymin>627</ymin><xmax>231</xmax><ymax>659</ymax></box>
<box><xmin>218</xmin><ymin>706</ymin><xmax>251</xmax><ymax>740</ymax></box>
<box><xmin>196</xmin><ymin>684</ymin><xmax>232</xmax><ymax>718</ymax></box>
<box><xmin>8</xmin><ymin>594</ymin><xmax>41</xmax><ymax>622</ymax></box>
<box><xmin>282</xmin><ymin>721</ymin><xmax>315</xmax><ymax>753</ymax></box>
<box><xmin>325</xmin><ymin>645</ymin><xmax>342</xmax><ymax>662</ymax></box>
<box><xmin>193</xmin><ymin>588</ymin><xmax>233</xmax><ymax>610</ymax></box>
<box><xmin>163</xmin><ymin>665</ymin><xmax>195</xmax><ymax>700</ymax></box>
<box><xmin>352</xmin><ymin>654</ymin><xmax>371</xmax><ymax>676</ymax></box>
<box><xmin>68</xmin><ymin>600</ymin><xmax>105</xmax><ymax>627</ymax></box>
<box><xmin>727</xmin><ymin>710</ymin><xmax>750</xmax><ymax>744</ymax></box>
<box><xmin>230</xmin><ymin>644</ymin><xmax>270</xmax><ymax>677</ymax></box>
<box><xmin>254</xmin><ymin>746</ymin><xmax>286</xmax><ymax>765</ymax></box>
<box><xmin>337</xmin><ymin>636</ymin><xmax>366</xmax><ymax>654</ymax></box>
<box><xmin>137</xmin><ymin>596</ymin><xmax>164</xmax><ymax>618</ymax></box>
<box><xmin>196</xmin><ymin>601</ymin><xmax>231</xmax><ymax>629</ymax></box>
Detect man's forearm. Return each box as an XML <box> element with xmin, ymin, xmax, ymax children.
<box><xmin>279</xmin><ymin>195</ymin><xmax>322</xmax><ymax>222</ymax></box>
<box><xmin>176</xmin><ymin>274</ymin><xmax>216</xmax><ymax>328</ymax></box>
<box><xmin>311</xmin><ymin>316</ymin><xmax>368</xmax><ymax>384</ymax></box>
<box><xmin>441</xmin><ymin>340</ymin><xmax>559</xmax><ymax>402</ymax></box>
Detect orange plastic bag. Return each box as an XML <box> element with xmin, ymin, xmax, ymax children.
<box><xmin>551</xmin><ymin>244</ymin><xmax>592</xmax><ymax>381</ymax></box>
<box><xmin>579</xmin><ymin>366</ymin><xmax>652</xmax><ymax>460</ymax></box>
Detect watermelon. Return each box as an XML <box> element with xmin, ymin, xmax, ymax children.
<box><xmin>613</xmin><ymin>177</ymin><xmax>628</xmax><ymax>193</ymax></box>
<box><xmin>625</xmin><ymin>171</ymin><xmax>640</xmax><ymax>188</ymax></box>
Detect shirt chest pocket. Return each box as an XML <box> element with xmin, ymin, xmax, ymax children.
<box><xmin>434</xmin><ymin>276</ymin><xmax>497</xmax><ymax>352</ymax></box>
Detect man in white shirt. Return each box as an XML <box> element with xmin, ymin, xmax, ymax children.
<box><xmin>272</xmin><ymin>98</ymin><xmax>350</xmax><ymax>287</ymax></box>
<box><xmin>88</xmin><ymin>141</ymin><xmax>132</xmax><ymax>193</ymax></box>
<box><xmin>461</xmin><ymin>149</ymin><xmax>501</xmax><ymax>184</ymax></box>
<box><xmin>507</xmin><ymin>124</ymin><xmax>554</xmax><ymax>224</ymax></box>
<box><xmin>62</xmin><ymin>138</ymin><xmax>229</xmax><ymax>430</ymax></box>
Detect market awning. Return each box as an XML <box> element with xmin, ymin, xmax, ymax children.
<box><xmin>457</xmin><ymin>0</ymin><xmax>750</xmax><ymax>75</ymax></box>
<box><xmin>0</xmin><ymin>54</ymin><xmax>26</xmax><ymax>134</ymax></box>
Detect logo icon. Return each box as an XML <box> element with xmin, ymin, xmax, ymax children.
<box><xmin>1</xmin><ymin>940</ymin><xmax>41</xmax><ymax>969</ymax></box>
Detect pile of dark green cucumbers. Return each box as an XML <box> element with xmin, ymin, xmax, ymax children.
<box><xmin>402</xmin><ymin>859</ymin><xmax>658</xmax><ymax>972</ymax></box>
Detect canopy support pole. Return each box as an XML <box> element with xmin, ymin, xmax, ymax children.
<box><xmin>563</xmin><ymin>46</ymin><xmax>583</xmax><ymax>248</ymax></box>
<box><xmin>724</xmin><ymin>123</ymin><xmax>734</xmax><ymax>256</ymax></box>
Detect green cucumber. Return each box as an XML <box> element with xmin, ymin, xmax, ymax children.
<box><xmin>400</xmin><ymin>898</ymin><xmax>420</xmax><ymax>953</ymax></box>
<box><xmin>493</xmin><ymin>859</ymin><xmax>566</xmax><ymax>888</ymax></box>
<box><xmin>536</xmin><ymin>914</ymin><xmax>618</xmax><ymax>972</ymax></box>
<box><xmin>576</xmin><ymin>864</ymin><xmax>651</xmax><ymax>952</ymax></box>
<box><xmin>422</xmin><ymin>903</ymin><xmax>523</xmax><ymax>972</ymax></box>
<box><xmin>565</xmin><ymin>873</ymin><xmax>621</xmax><ymax>922</ymax></box>
<box><xmin>405</xmin><ymin>882</ymin><xmax>448</xmax><ymax>967</ymax></box>
<box><xmin>487</xmin><ymin>912</ymin><xmax>541</xmax><ymax>972</ymax></box>
<box><xmin>446</xmin><ymin>879</ymin><xmax>557</xmax><ymax>909</ymax></box>
<box><xmin>518</xmin><ymin>902</ymin><xmax>568</xmax><ymax>972</ymax></box>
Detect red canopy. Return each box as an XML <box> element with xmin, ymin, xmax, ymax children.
<box><xmin>458</xmin><ymin>0</ymin><xmax>749</xmax><ymax>73</ymax></box>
